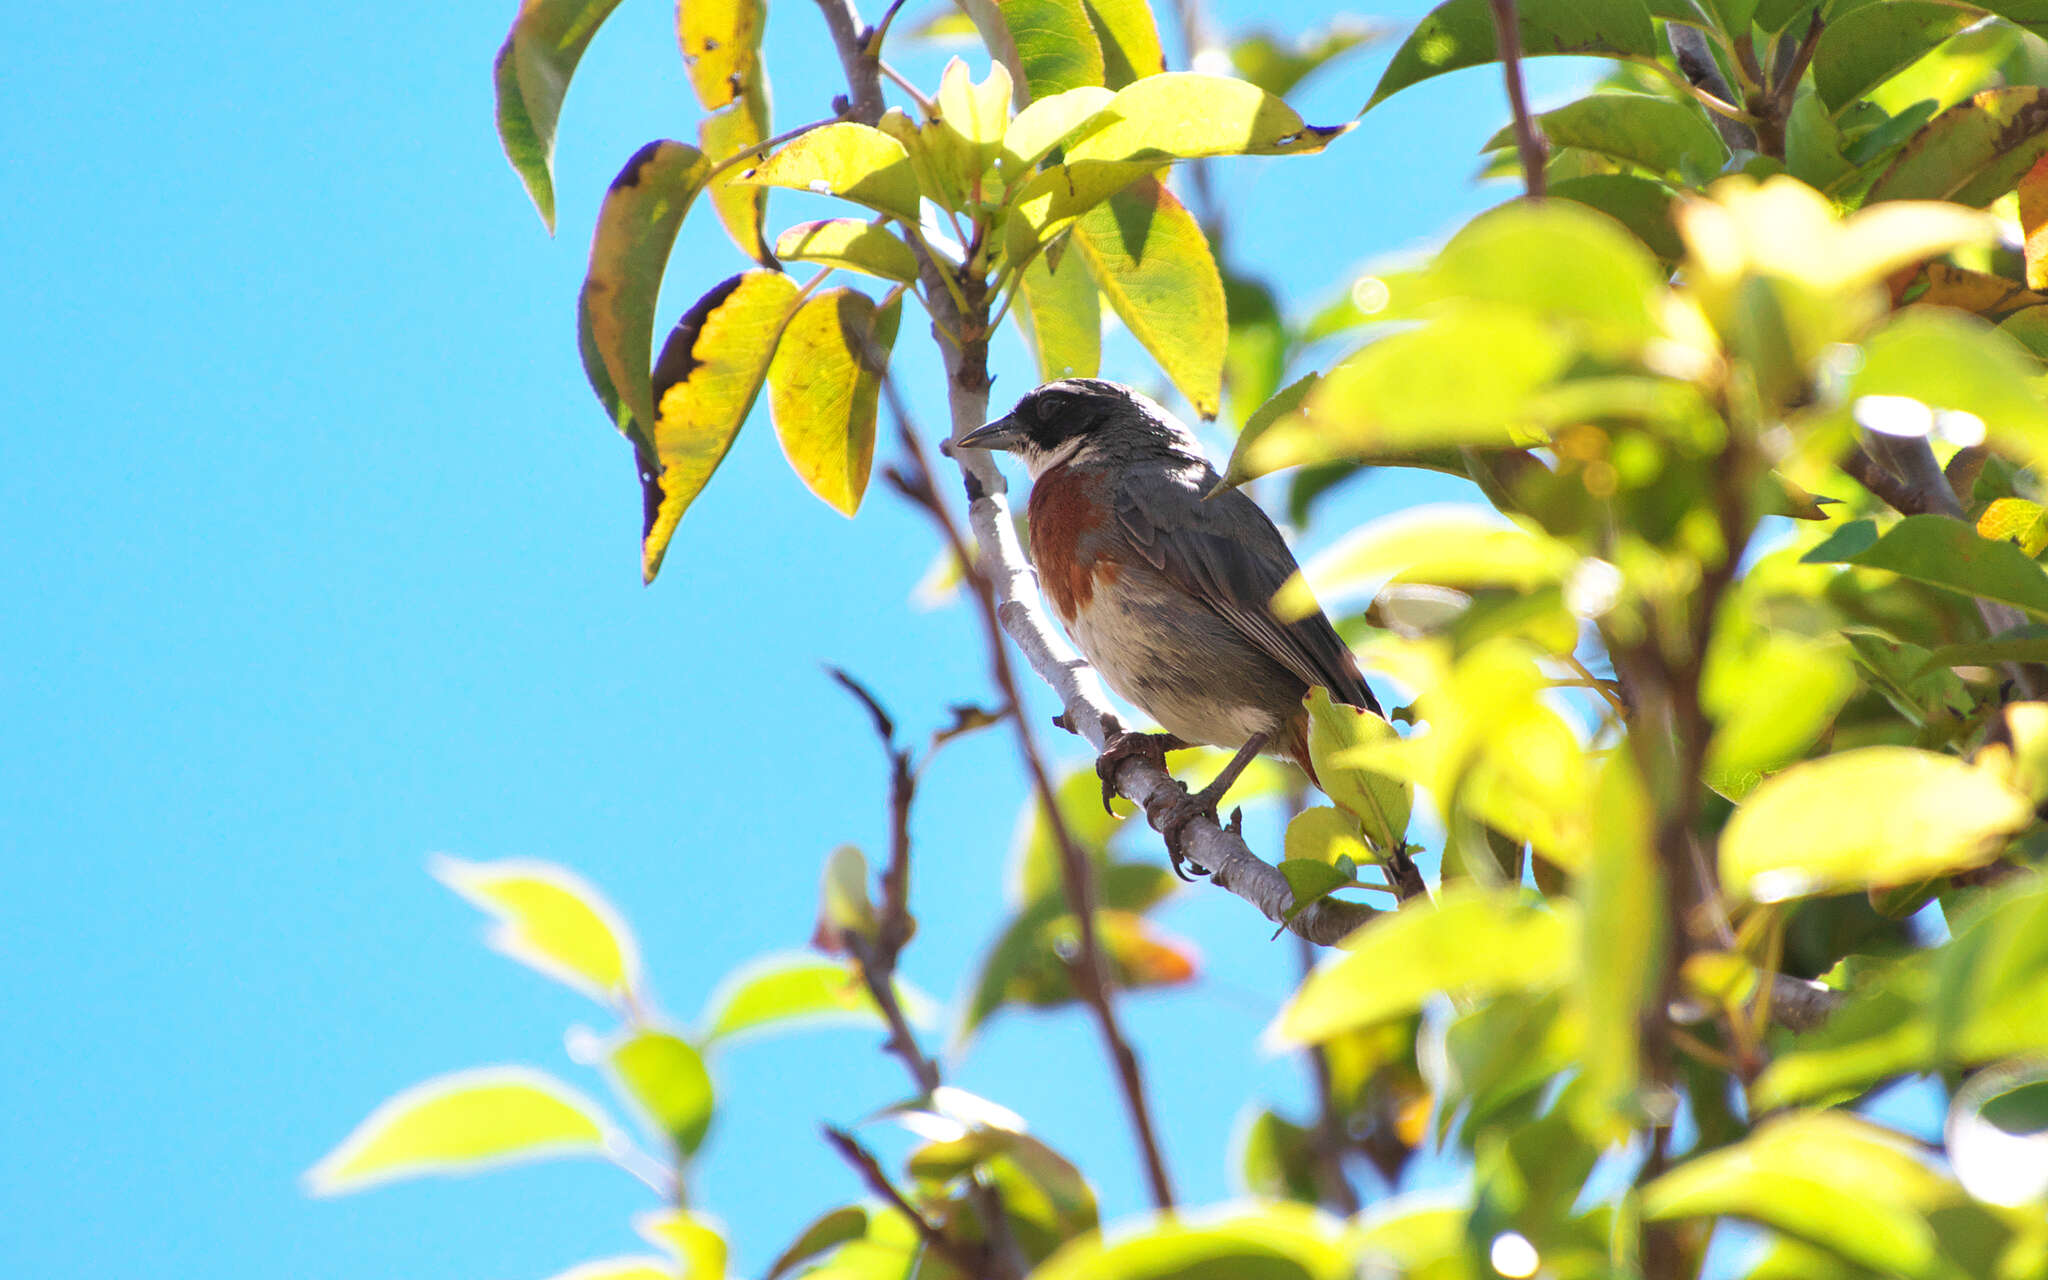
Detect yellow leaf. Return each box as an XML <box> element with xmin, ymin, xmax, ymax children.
<box><xmin>1070</xmin><ymin>175</ymin><xmax>1224</xmax><ymax>416</ymax></box>
<box><xmin>305</xmin><ymin>1066</ymin><xmax>613</xmax><ymax>1195</ymax></box>
<box><xmin>1000</xmin><ymin>86</ymin><xmax>1115</xmax><ymax>178</ymax></box>
<box><xmin>1063</xmin><ymin>72</ymin><xmax>1349</xmax><ymax>164</ymax></box>
<box><xmin>642</xmin><ymin>270</ymin><xmax>801</xmax><ymax>581</ymax></box>
<box><xmin>1979</xmin><ymin>497</ymin><xmax>2048</xmax><ymax>557</ymax></box>
<box><xmin>1720</xmin><ymin>746</ymin><xmax>2033</xmax><ymax>901</ymax></box>
<box><xmin>637</xmin><ymin>1209</ymin><xmax>729</xmax><ymax>1280</ymax></box>
<box><xmin>739</xmin><ymin>123</ymin><xmax>922</xmax><ymax>224</ymax></box>
<box><xmin>774</xmin><ymin>219</ymin><xmax>920</xmax><ymax>283</ymax></box>
<box><xmin>1303</xmin><ymin>687</ymin><xmax>1409</xmax><ymax>855</ymax></box>
<box><xmin>767</xmin><ymin>288</ymin><xmax>901</xmax><ymax>516</ymax></box>
<box><xmin>699</xmin><ymin>63</ymin><xmax>774</xmax><ymax>265</ymax></box>
<box><xmin>676</xmin><ymin>0</ymin><xmax>763</xmax><ymax>109</ymax></box>
<box><xmin>1016</xmin><ymin>239</ymin><xmax>1101</xmax><ymax>380</ymax></box>
<box><xmin>431</xmin><ymin>854</ymin><xmax>641</xmax><ymax>1003</ymax></box>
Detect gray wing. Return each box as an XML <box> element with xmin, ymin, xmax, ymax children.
<box><xmin>1114</xmin><ymin>465</ymin><xmax>1383</xmax><ymax>716</ymax></box>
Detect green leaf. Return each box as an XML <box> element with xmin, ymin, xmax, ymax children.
<box><xmin>1217</xmin><ymin>371</ymin><xmax>1321</xmax><ymax>490</ymax></box>
<box><xmin>1704</xmin><ymin>633</ymin><xmax>1857</xmax><ymax>781</ymax></box>
<box><xmin>1029</xmin><ymin>1206</ymin><xmax>1354</xmax><ymax>1280</ymax></box>
<box><xmin>818</xmin><ymin>842</ymin><xmax>879</xmax><ymax>942</ymax></box>
<box><xmin>431</xmin><ymin>854</ymin><xmax>640</xmax><ymax>1004</ymax></box>
<box><xmin>1644</xmin><ymin>1112</ymin><xmax>1980</xmax><ymax>1278</ymax></box>
<box><xmin>1303</xmin><ymin>687</ymin><xmax>1410</xmax><ymax>854</ymax></box>
<box><xmin>1238</xmin><ymin>1109</ymin><xmax>1322</xmax><ymax>1203</ymax></box>
<box><xmin>1426</xmin><ymin>199</ymin><xmax>1666</xmax><ymax>350</ymax></box>
<box><xmin>740</xmin><ymin>123</ymin><xmax>923</xmax><ymax>223</ymax></box>
<box><xmin>700</xmin><ymin>952</ymin><xmax>925</xmax><ymax>1041</ymax></box>
<box><xmin>1871</xmin><ymin>87</ymin><xmax>2048</xmax><ymax>206</ymax></box>
<box><xmin>970</xmin><ymin>0</ymin><xmax>1107</xmax><ymax>99</ymax></box>
<box><xmin>999</xmin><ymin>87</ymin><xmax>1115</xmax><ymax>177</ymax></box>
<box><xmin>1071</xmin><ymin>175</ymin><xmax>1225</xmax><ymax>417</ymax></box>
<box><xmin>1547</xmin><ymin>173</ymin><xmax>1682</xmax><ymax>260</ymax></box>
<box><xmin>1753</xmin><ymin>957</ymin><xmax>1935</xmax><ymax>1108</ymax></box>
<box><xmin>1803</xmin><ymin>515</ymin><xmax>2048</xmax><ymax>624</ymax></box>
<box><xmin>1483</xmin><ymin>93</ymin><xmax>1727</xmax><ymax>182</ymax></box>
<box><xmin>965</xmin><ymin>886</ymin><xmax>1196</xmax><ymax>1034</ymax></box>
<box><xmin>1271</xmin><ymin>888</ymin><xmax>1580</xmax><ymax>1044</ymax></box>
<box><xmin>609</xmin><ymin>1029</ymin><xmax>714</xmax><ymax>1158</ymax></box>
<box><xmin>1813</xmin><ymin>3</ymin><xmax>1973</xmax><ymax>113</ymax></box>
<box><xmin>1366</xmin><ymin>0</ymin><xmax>1660</xmax><ymax>111</ymax></box>
<box><xmin>493</xmin><ymin>0</ymin><xmax>629</xmax><ymax>232</ymax></box>
<box><xmin>1231</xmin><ymin>20</ymin><xmax>1385</xmax><ymax>99</ymax></box>
<box><xmin>1934</xmin><ymin>879</ymin><xmax>2048</xmax><ymax>1065</ymax></box>
<box><xmin>638</xmin><ymin>1209</ymin><xmax>730</xmax><ymax>1279</ymax></box>
<box><xmin>1017</xmin><ymin>240</ymin><xmax>1102</xmax><ymax>381</ymax></box>
<box><xmin>1284</xmin><ymin>806</ymin><xmax>1373</xmax><ymax>869</ymax></box>
<box><xmin>775</xmin><ymin>219</ymin><xmax>919</xmax><ymax>283</ymax></box>
<box><xmin>1719</xmin><ymin>746</ymin><xmax>2033</xmax><ymax>901</ymax></box>
<box><xmin>676</xmin><ymin>0</ymin><xmax>763</xmax><ymax>110</ymax></box>
<box><xmin>305</xmin><ymin>1066</ymin><xmax>614</xmax><ymax>1194</ymax></box>
<box><xmin>641</xmin><ymin>270</ymin><xmax>801</xmax><ymax>581</ymax></box>
<box><xmin>1064</xmin><ymin>72</ymin><xmax>1352</xmax><ymax>165</ymax></box>
<box><xmin>1281</xmin><ymin>507</ymin><xmax>1581</xmax><ymax>605</ymax></box>
<box><xmin>765</xmin><ymin>1207</ymin><xmax>870</xmax><ymax>1280</ymax></box>
<box><xmin>1918</xmin><ymin>625</ymin><xmax>2048</xmax><ymax>674</ymax></box>
<box><xmin>767</xmin><ymin>288</ymin><xmax>900</xmax><ymax>516</ymax></box>
<box><xmin>578</xmin><ymin>141</ymin><xmax>712</xmax><ymax>438</ymax></box>
<box><xmin>1250</xmin><ymin>306</ymin><xmax>1567</xmax><ymax>470</ymax></box>
<box><xmin>700</xmin><ymin>64</ymin><xmax>775</xmax><ymax>265</ymax></box>
<box><xmin>1082</xmin><ymin>0</ymin><xmax>1166</xmax><ymax>87</ymax></box>
<box><xmin>1853</xmin><ymin>310</ymin><xmax>2048</xmax><ymax>475</ymax></box>
<box><xmin>1278</xmin><ymin>859</ymin><xmax>1355</xmax><ymax>919</ymax></box>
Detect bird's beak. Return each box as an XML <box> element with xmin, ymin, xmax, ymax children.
<box><xmin>956</xmin><ymin>414</ymin><xmax>1024</xmax><ymax>452</ymax></box>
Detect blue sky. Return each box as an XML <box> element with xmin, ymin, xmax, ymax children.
<box><xmin>2</xmin><ymin>3</ymin><xmax>1610</xmax><ymax>1276</ymax></box>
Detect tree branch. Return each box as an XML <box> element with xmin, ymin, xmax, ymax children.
<box><xmin>1485</xmin><ymin>0</ymin><xmax>1547</xmax><ymax>198</ymax></box>
<box><xmin>823</xmin><ymin>1127</ymin><xmax>1003</xmax><ymax>1279</ymax></box>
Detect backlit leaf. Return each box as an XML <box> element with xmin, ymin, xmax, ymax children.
<box><xmin>641</xmin><ymin>270</ymin><xmax>800</xmax><ymax>580</ymax></box>
<box><xmin>700</xmin><ymin>952</ymin><xmax>928</xmax><ymax>1041</ymax></box>
<box><xmin>1427</xmin><ymin>199</ymin><xmax>1665</xmax><ymax>350</ymax></box>
<box><xmin>700</xmin><ymin>64</ymin><xmax>774</xmax><ymax>265</ymax></box>
<box><xmin>1644</xmin><ymin>1112</ymin><xmax>1982</xmax><ymax>1277</ymax></box>
<box><xmin>2025</xmin><ymin>152</ymin><xmax>2048</xmax><ymax>291</ymax></box>
<box><xmin>1303</xmin><ymin>687</ymin><xmax>1410</xmax><ymax>855</ymax></box>
<box><xmin>1217</xmin><ymin>372</ymin><xmax>1321</xmax><ymax>490</ymax></box>
<box><xmin>638</xmin><ymin>1209</ymin><xmax>730</xmax><ymax>1279</ymax></box>
<box><xmin>765</xmin><ymin>1207</ymin><xmax>869</xmax><ymax>1280</ymax></box>
<box><xmin>1366</xmin><ymin>0</ymin><xmax>1659</xmax><ymax>111</ymax></box>
<box><xmin>1719</xmin><ymin>746</ymin><xmax>2032</xmax><ymax>901</ymax></box>
<box><xmin>1017</xmin><ymin>240</ymin><xmax>1102</xmax><ymax>380</ymax></box>
<box><xmin>1284</xmin><ymin>806</ymin><xmax>1372</xmax><ymax>869</ymax></box>
<box><xmin>1029</xmin><ymin>1205</ymin><xmax>1354</xmax><ymax>1280</ymax></box>
<box><xmin>767</xmin><ymin>288</ymin><xmax>901</xmax><ymax>516</ymax></box>
<box><xmin>609</xmin><ymin>1029</ymin><xmax>714</xmax><ymax>1157</ymax></box>
<box><xmin>1573</xmin><ymin>753</ymin><xmax>1661</xmax><ymax>1138</ymax></box>
<box><xmin>1483</xmin><ymin>93</ymin><xmax>1727</xmax><ymax>182</ymax></box>
<box><xmin>1082</xmin><ymin>0</ymin><xmax>1165</xmax><ymax>87</ymax></box>
<box><xmin>579</xmin><ymin>141</ymin><xmax>712</xmax><ymax>437</ymax></box>
<box><xmin>305</xmin><ymin>1066</ymin><xmax>614</xmax><ymax>1194</ymax></box>
<box><xmin>1547</xmin><ymin>172</ymin><xmax>1682</xmax><ymax>259</ymax></box>
<box><xmin>494</xmin><ymin>0</ymin><xmax>629</xmax><ymax>232</ymax></box>
<box><xmin>431</xmin><ymin>854</ymin><xmax>640</xmax><ymax>1004</ymax></box>
<box><xmin>1000</xmin><ymin>87</ymin><xmax>1116</xmax><ymax>176</ymax></box>
<box><xmin>967</xmin><ymin>0</ymin><xmax>1106</xmax><ymax>99</ymax></box>
<box><xmin>1272</xmin><ymin>888</ymin><xmax>1580</xmax><ymax>1045</ymax></box>
<box><xmin>541</xmin><ymin>1258</ymin><xmax>676</xmax><ymax>1280</ymax></box>
<box><xmin>740</xmin><ymin>124</ymin><xmax>923</xmax><ymax>223</ymax></box>
<box><xmin>1980</xmin><ymin>498</ymin><xmax>2048</xmax><ymax>557</ymax></box>
<box><xmin>1871</xmin><ymin>87</ymin><xmax>2048</xmax><ymax>206</ymax></box>
<box><xmin>1803</xmin><ymin>515</ymin><xmax>2048</xmax><ymax>624</ymax></box>
<box><xmin>1231</xmin><ymin>20</ymin><xmax>1385</xmax><ymax>99</ymax></box>
<box><xmin>1071</xmin><ymin>176</ymin><xmax>1225</xmax><ymax>417</ymax></box>
<box><xmin>677</xmin><ymin>0</ymin><xmax>763</xmax><ymax>109</ymax></box>
<box><xmin>774</xmin><ymin>219</ymin><xmax>919</xmax><ymax>283</ymax></box>
<box><xmin>1813</xmin><ymin>3</ymin><xmax>1973</xmax><ymax>112</ymax></box>
<box><xmin>1853</xmin><ymin>310</ymin><xmax>2048</xmax><ymax>475</ymax></box>
<box><xmin>1064</xmin><ymin>73</ymin><xmax>1351</xmax><ymax>164</ymax></box>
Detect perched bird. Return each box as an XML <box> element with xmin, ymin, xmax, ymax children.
<box><xmin>959</xmin><ymin>378</ymin><xmax>1417</xmax><ymax>891</ymax></box>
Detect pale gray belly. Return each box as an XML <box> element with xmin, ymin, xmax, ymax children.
<box><xmin>1062</xmin><ymin>571</ymin><xmax>1298</xmax><ymax>748</ymax></box>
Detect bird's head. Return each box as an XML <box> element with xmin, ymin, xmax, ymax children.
<box><xmin>957</xmin><ymin>378</ymin><xmax>1199</xmax><ymax>477</ymax></box>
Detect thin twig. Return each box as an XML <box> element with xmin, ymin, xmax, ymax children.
<box><xmin>883</xmin><ymin>376</ymin><xmax>1178</xmax><ymax>1210</ymax></box>
<box><xmin>1485</xmin><ymin>0</ymin><xmax>1547</xmax><ymax>198</ymax></box>
<box><xmin>823</xmin><ymin>1127</ymin><xmax>995</xmax><ymax>1278</ymax></box>
<box><xmin>700</xmin><ymin>113</ymin><xmax>847</xmax><ymax>185</ymax></box>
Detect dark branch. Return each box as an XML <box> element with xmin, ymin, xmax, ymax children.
<box><xmin>1485</xmin><ymin>0</ymin><xmax>1547</xmax><ymax>198</ymax></box>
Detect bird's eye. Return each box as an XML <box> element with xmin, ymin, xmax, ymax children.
<box><xmin>1033</xmin><ymin>391</ymin><xmax>1070</xmax><ymax>420</ymax></box>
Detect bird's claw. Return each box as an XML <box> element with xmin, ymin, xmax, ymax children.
<box><xmin>1093</xmin><ymin>730</ymin><xmax>1184</xmax><ymax>815</ymax></box>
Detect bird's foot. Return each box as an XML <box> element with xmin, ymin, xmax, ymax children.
<box><xmin>1093</xmin><ymin>729</ymin><xmax>1186</xmax><ymax>815</ymax></box>
<box><xmin>1158</xmin><ymin>732</ymin><xmax>1270</xmax><ymax>880</ymax></box>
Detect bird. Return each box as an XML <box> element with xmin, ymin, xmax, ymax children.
<box><xmin>958</xmin><ymin>378</ymin><xmax>1420</xmax><ymax>894</ymax></box>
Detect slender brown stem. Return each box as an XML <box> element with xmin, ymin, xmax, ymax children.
<box><xmin>824</xmin><ymin>1127</ymin><xmax>1002</xmax><ymax>1278</ymax></box>
<box><xmin>883</xmin><ymin>380</ymin><xmax>1178</xmax><ymax>1210</ymax></box>
<box><xmin>1486</xmin><ymin>0</ymin><xmax>1547</xmax><ymax>199</ymax></box>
